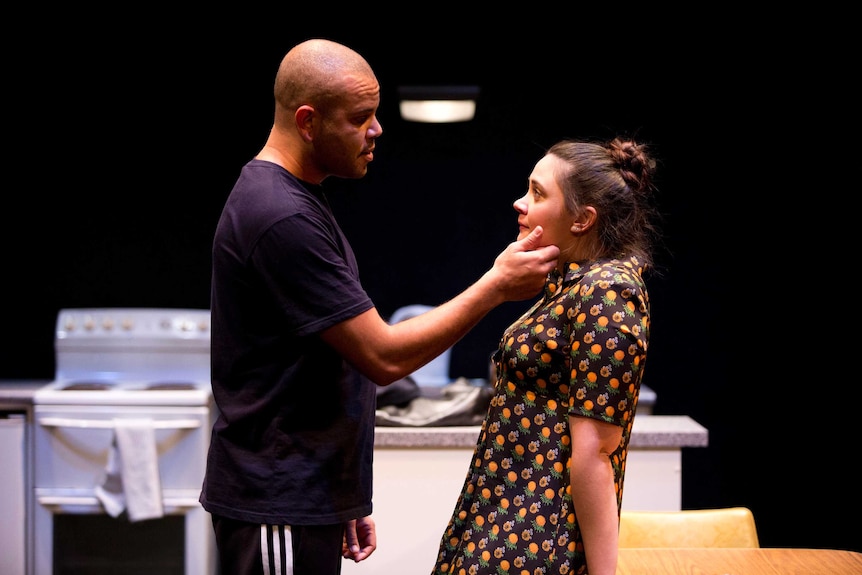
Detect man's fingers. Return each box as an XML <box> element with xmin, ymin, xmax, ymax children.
<box><xmin>537</xmin><ymin>243</ymin><xmax>560</xmax><ymax>262</ymax></box>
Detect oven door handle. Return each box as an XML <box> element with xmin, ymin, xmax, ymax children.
<box><xmin>37</xmin><ymin>417</ymin><xmax>202</xmax><ymax>429</ymax></box>
<box><xmin>36</xmin><ymin>491</ymin><xmax>203</xmax><ymax>511</ymax></box>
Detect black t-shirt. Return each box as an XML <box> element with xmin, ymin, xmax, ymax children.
<box><xmin>201</xmin><ymin>160</ymin><xmax>376</xmax><ymax>524</ymax></box>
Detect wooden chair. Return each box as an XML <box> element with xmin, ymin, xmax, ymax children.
<box><xmin>618</xmin><ymin>507</ymin><xmax>760</xmax><ymax>548</ymax></box>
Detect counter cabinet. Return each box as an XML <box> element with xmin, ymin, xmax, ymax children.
<box><xmin>343</xmin><ymin>415</ymin><xmax>708</xmax><ymax>575</ymax></box>
<box><xmin>0</xmin><ymin>401</ymin><xmax>33</xmax><ymax>575</ymax></box>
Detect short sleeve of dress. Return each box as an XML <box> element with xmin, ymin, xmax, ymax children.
<box><xmin>565</xmin><ymin>260</ymin><xmax>650</xmax><ymax>429</ymax></box>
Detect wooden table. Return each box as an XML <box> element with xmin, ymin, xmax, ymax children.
<box><xmin>617</xmin><ymin>547</ymin><xmax>862</xmax><ymax>574</ymax></box>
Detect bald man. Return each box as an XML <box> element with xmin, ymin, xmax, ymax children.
<box><xmin>200</xmin><ymin>38</ymin><xmax>559</xmax><ymax>575</ymax></box>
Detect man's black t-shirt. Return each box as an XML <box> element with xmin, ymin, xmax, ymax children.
<box><xmin>201</xmin><ymin>160</ymin><xmax>376</xmax><ymax>524</ymax></box>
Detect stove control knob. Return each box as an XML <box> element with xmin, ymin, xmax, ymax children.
<box><xmin>83</xmin><ymin>316</ymin><xmax>95</xmax><ymax>331</ymax></box>
<box><xmin>102</xmin><ymin>317</ymin><xmax>115</xmax><ymax>331</ymax></box>
<box><xmin>121</xmin><ymin>317</ymin><xmax>134</xmax><ymax>331</ymax></box>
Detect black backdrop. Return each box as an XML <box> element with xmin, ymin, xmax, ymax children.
<box><xmin>3</xmin><ymin>21</ymin><xmax>854</xmax><ymax>553</ymax></box>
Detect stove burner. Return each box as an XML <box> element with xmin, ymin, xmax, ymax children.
<box><xmin>54</xmin><ymin>381</ymin><xmax>202</xmax><ymax>391</ymax></box>
<box><xmin>145</xmin><ymin>382</ymin><xmax>199</xmax><ymax>390</ymax></box>
<box><xmin>60</xmin><ymin>382</ymin><xmax>113</xmax><ymax>391</ymax></box>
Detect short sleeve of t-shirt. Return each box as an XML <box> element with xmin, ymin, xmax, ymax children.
<box><xmin>252</xmin><ymin>209</ymin><xmax>373</xmax><ymax>337</ymax></box>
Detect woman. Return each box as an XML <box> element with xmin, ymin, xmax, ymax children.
<box><xmin>431</xmin><ymin>137</ymin><xmax>661</xmax><ymax>575</ymax></box>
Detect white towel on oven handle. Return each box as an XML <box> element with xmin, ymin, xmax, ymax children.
<box><xmin>95</xmin><ymin>418</ymin><xmax>164</xmax><ymax>522</ymax></box>
<box><xmin>94</xmin><ymin>434</ymin><xmax>125</xmax><ymax>517</ymax></box>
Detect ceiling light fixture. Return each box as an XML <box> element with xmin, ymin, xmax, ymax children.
<box><xmin>397</xmin><ymin>85</ymin><xmax>480</xmax><ymax>123</ymax></box>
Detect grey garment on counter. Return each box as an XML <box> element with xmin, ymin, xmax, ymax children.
<box><xmin>375</xmin><ymin>378</ymin><xmax>493</xmax><ymax>427</ymax></box>
<box><xmin>375</xmin><ymin>376</ymin><xmax>422</xmax><ymax>408</ymax></box>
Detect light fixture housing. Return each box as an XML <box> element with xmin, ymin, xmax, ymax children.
<box><xmin>398</xmin><ymin>85</ymin><xmax>480</xmax><ymax>123</ymax></box>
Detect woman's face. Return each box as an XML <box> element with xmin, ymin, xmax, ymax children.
<box><xmin>514</xmin><ymin>154</ymin><xmax>577</xmax><ymax>254</ymax></box>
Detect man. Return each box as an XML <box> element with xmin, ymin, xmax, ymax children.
<box><xmin>200</xmin><ymin>38</ymin><xmax>559</xmax><ymax>575</ymax></box>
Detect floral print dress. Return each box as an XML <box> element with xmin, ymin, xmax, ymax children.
<box><xmin>431</xmin><ymin>256</ymin><xmax>650</xmax><ymax>575</ymax></box>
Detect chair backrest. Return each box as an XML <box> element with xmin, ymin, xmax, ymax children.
<box><xmin>618</xmin><ymin>507</ymin><xmax>760</xmax><ymax>548</ymax></box>
<box><xmin>388</xmin><ymin>304</ymin><xmax>452</xmax><ymax>387</ymax></box>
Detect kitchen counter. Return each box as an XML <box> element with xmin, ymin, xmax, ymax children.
<box><xmin>2</xmin><ymin>381</ymin><xmax>706</xmax><ymax>449</ymax></box>
<box><xmin>347</xmin><ymin>414</ymin><xmax>708</xmax><ymax>575</ymax></box>
<box><xmin>3</xmin><ymin>381</ymin><xmax>706</xmax><ymax>449</ymax></box>
<box><xmin>374</xmin><ymin>414</ymin><xmax>707</xmax><ymax>448</ymax></box>
<box><xmin>0</xmin><ymin>380</ymin><xmax>48</xmax><ymax>404</ymax></box>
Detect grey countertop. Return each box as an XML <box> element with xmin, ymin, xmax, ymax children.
<box><xmin>374</xmin><ymin>415</ymin><xmax>708</xmax><ymax>449</ymax></box>
<box><xmin>1</xmin><ymin>381</ymin><xmax>707</xmax><ymax>449</ymax></box>
<box><xmin>0</xmin><ymin>380</ymin><xmax>48</xmax><ymax>405</ymax></box>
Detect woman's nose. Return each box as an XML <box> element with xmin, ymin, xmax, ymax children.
<box><xmin>513</xmin><ymin>196</ymin><xmax>528</xmax><ymax>213</ymax></box>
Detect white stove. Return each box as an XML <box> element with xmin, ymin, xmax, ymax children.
<box><xmin>31</xmin><ymin>308</ymin><xmax>218</xmax><ymax>574</ymax></box>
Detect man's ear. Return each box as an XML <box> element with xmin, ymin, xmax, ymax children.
<box><xmin>571</xmin><ymin>206</ymin><xmax>597</xmax><ymax>234</ymax></box>
<box><xmin>295</xmin><ymin>105</ymin><xmax>315</xmax><ymax>143</ymax></box>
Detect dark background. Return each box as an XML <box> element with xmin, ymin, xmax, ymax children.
<box><xmin>3</xmin><ymin>21</ymin><xmax>852</xmax><ymax>552</ymax></box>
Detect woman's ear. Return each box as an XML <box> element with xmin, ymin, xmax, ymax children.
<box><xmin>571</xmin><ymin>207</ymin><xmax>597</xmax><ymax>234</ymax></box>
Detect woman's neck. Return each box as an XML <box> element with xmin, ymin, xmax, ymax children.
<box><xmin>558</xmin><ymin>235</ymin><xmax>602</xmax><ymax>272</ymax></box>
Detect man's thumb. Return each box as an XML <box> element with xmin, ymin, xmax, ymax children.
<box><xmin>521</xmin><ymin>226</ymin><xmax>543</xmax><ymax>249</ymax></box>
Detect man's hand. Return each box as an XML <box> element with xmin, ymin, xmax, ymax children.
<box><xmin>490</xmin><ymin>226</ymin><xmax>560</xmax><ymax>301</ymax></box>
<box><xmin>342</xmin><ymin>516</ymin><xmax>377</xmax><ymax>563</ymax></box>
